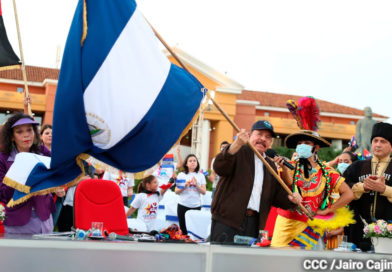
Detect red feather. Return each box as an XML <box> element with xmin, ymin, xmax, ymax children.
<box><xmin>297</xmin><ymin>97</ymin><xmax>320</xmax><ymax>131</ymax></box>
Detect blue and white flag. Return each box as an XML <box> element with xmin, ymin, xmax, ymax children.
<box><xmin>4</xmin><ymin>0</ymin><xmax>204</xmax><ymax>206</ymax></box>
<box><xmin>175</xmin><ymin>179</ymin><xmax>186</xmax><ymax>190</ymax></box>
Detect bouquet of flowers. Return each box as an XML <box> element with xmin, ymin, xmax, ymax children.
<box><xmin>0</xmin><ymin>203</ymin><xmax>5</xmax><ymax>222</ymax></box>
<box><xmin>363</xmin><ymin>220</ymin><xmax>392</xmax><ymax>238</ymax></box>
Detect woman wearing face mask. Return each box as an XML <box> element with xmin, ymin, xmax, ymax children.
<box><xmin>271</xmin><ymin>97</ymin><xmax>354</xmax><ymax>248</ymax></box>
<box><xmin>323</xmin><ymin>151</ymin><xmax>358</xmax><ymax>248</ymax></box>
<box><xmin>328</xmin><ymin>149</ymin><xmax>358</xmax><ymax>173</ymax></box>
<box><xmin>336</xmin><ymin>151</ymin><xmax>358</xmax><ymax>175</ymax></box>
<box><xmin>319</xmin><ymin>152</ymin><xmax>359</xmax><ymax>248</ymax></box>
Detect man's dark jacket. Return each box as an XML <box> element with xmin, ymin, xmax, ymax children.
<box><xmin>344</xmin><ymin>159</ymin><xmax>392</xmax><ymax>251</ymax></box>
<box><xmin>212</xmin><ymin>145</ymin><xmax>294</xmax><ymax>230</ymax></box>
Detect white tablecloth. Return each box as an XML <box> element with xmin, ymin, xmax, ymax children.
<box><xmin>185</xmin><ymin>210</ymin><xmax>211</xmax><ymax>240</ymax></box>
<box><xmin>201</xmin><ymin>191</ymin><xmax>212</xmax><ymax>210</ymax></box>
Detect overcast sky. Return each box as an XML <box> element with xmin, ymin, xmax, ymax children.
<box><xmin>2</xmin><ymin>0</ymin><xmax>392</xmax><ymax>121</ymax></box>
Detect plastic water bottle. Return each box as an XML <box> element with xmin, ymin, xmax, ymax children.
<box><xmin>339</xmin><ymin>241</ymin><xmax>356</xmax><ymax>251</ymax></box>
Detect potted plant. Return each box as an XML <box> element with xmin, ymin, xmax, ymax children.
<box><xmin>364</xmin><ymin>220</ymin><xmax>392</xmax><ymax>253</ymax></box>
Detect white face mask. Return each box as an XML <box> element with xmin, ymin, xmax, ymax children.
<box><xmin>296</xmin><ymin>144</ymin><xmax>313</xmax><ymax>159</ymax></box>
<box><xmin>337</xmin><ymin>162</ymin><xmax>350</xmax><ymax>174</ymax></box>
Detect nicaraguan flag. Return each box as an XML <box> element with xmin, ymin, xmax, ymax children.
<box><xmin>4</xmin><ymin>0</ymin><xmax>204</xmax><ymax>206</ymax></box>
<box><xmin>175</xmin><ymin>179</ymin><xmax>186</xmax><ymax>190</ymax></box>
<box><xmin>349</xmin><ymin>136</ymin><xmax>357</xmax><ymax>149</ymax></box>
<box><xmin>162</xmin><ymin>154</ymin><xmax>174</xmax><ymax>163</ymax></box>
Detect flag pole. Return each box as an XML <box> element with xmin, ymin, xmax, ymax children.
<box><xmin>12</xmin><ymin>0</ymin><xmax>32</xmax><ymax>116</ymax></box>
<box><xmin>147</xmin><ymin>22</ymin><xmax>189</xmax><ymax>72</ymax></box>
<box><xmin>150</xmin><ymin>26</ymin><xmax>313</xmax><ymax>220</ymax></box>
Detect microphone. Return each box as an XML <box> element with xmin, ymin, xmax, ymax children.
<box><xmin>265</xmin><ymin>149</ymin><xmax>294</xmax><ymax>170</ymax></box>
<box><xmin>108</xmin><ymin>232</ymin><xmax>135</xmax><ymax>241</ymax></box>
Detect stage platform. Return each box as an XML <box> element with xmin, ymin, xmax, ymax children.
<box><xmin>0</xmin><ymin>235</ymin><xmax>391</xmax><ymax>272</ymax></box>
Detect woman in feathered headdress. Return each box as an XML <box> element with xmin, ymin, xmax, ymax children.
<box><xmin>270</xmin><ymin>96</ymin><xmax>355</xmax><ymax>249</ymax></box>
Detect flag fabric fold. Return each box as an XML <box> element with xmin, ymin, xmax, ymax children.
<box><xmin>0</xmin><ymin>0</ymin><xmax>21</xmax><ymax>70</ymax></box>
<box><xmin>4</xmin><ymin>0</ymin><xmax>204</xmax><ymax>206</ymax></box>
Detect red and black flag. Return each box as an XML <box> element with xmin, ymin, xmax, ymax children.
<box><xmin>0</xmin><ymin>0</ymin><xmax>20</xmax><ymax>70</ymax></box>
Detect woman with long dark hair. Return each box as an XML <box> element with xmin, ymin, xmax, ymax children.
<box><xmin>0</xmin><ymin>113</ymin><xmax>61</xmax><ymax>234</ymax></box>
<box><xmin>175</xmin><ymin>154</ymin><xmax>206</xmax><ymax>234</ymax></box>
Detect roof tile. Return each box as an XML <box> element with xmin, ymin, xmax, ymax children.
<box><xmin>0</xmin><ymin>65</ymin><xmax>59</xmax><ymax>82</ymax></box>
<box><xmin>239</xmin><ymin>90</ymin><xmax>387</xmax><ymax>118</ymax></box>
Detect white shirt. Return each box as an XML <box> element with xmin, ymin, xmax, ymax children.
<box><xmin>247</xmin><ymin>154</ymin><xmax>264</xmax><ymax>212</ymax></box>
<box><xmin>177</xmin><ymin>172</ymin><xmax>206</xmax><ymax>208</ymax></box>
<box><xmin>211</xmin><ymin>158</ymin><xmax>220</xmax><ymax>189</ymax></box>
<box><xmin>131</xmin><ymin>192</ymin><xmax>163</xmax><ymax>231</ymax></box>
<box><xmin>63</xmin><ymin>186</ymin><xmax>76</xmax><ymax>207</ymax></box>
<box><xmin>102</xmin><ymin>171</ymin><xmax>135</xmax><ymax>197</ymax></box>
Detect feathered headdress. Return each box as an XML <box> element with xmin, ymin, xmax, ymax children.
<box><xmin>284</xmin><ymin>96</ymin><xmax>330</xmax><ymax>148</ymax></box>
<box><xmin>286</xmin><ymin>96</ymin><xmax>321</xmax><ymax>131</ymax></box>
<box><xmin>286</xmin><ymin>97</ymin><xmax>333</xmax><ymax>212</ymax></box>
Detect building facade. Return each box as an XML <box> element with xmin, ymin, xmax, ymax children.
<box><xmin>0</xmin><ymin>66</ymin><xmax>58</xmax><ymax>125</ymax></box>
<box><xmin>0</xmin><ymin>50</ymin><xmax>388</xmax><ymax>170</ymax></box>
<box><xmin>167</xmin><ymin>48</ymin><xmax>388</xmax><ymax>169</ymax></box>
<box><xmin>235</xmin><ymin>90</ymin><xmax>387</xmax><ymax>150</ymax></box>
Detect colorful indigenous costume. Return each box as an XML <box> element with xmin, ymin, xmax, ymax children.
<box><xmin>271</xmin><ymin>97</ymin><xmax>354</xmax><ymax>249</ymax></box>
<box><xmin>273</xmin><ymin>162</ymin><xmax>349</xmax><ymax>248</ymax></box>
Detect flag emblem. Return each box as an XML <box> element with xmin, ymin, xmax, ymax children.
<box><xmin>86</xmin><ymin>113</ymin><xmax>110</xmax><ymax>146</ymax></box>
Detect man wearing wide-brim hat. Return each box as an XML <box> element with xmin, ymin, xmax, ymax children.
<box><xmin>271</xmin><ymin>97</ymin><xmax>354</xmax><ymax>248</ymax></box>
<box><xmin>344</xmin><ymin>122</ymin><xmax>392</xmax><ymax>251</ymax></box>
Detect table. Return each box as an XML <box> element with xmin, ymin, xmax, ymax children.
<box><xmin>0</xmin><ymin>236</ymin><xmax>391</xmax><ymax>272</ymax></box>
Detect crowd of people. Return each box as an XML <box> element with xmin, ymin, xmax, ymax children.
<box><xmin>1</xmin><ymin>107</ymin><xmax>392</xmax><ymax>252</ymax></box>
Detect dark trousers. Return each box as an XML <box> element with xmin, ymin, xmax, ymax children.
<box><xmin>177</xmin><ymin>203</ymin><xmax>201</xmax><ymax>235</ymax></box>
<box><xmin>57</xmin><ymin>205</ymin><xmax>74</xmax><ymax>232</ymax></box>
<box><xmin>51</xmin><ymin>196</ymin><xmax>64</xmax><ymax>227</ymax></box>
<box><xmin>345</xmin><ymin>215</ymin><xmax>372</xmax><ymax>252</ymax></box>
<box><xmin>210</xmin><ymin>214</ymin><xmax>259</xmax><ymax>244</ymax></box>
<box><xmin>122</xmin><ymin>196</ymin><xmax>129</xmax><ymax>207</ymax></box>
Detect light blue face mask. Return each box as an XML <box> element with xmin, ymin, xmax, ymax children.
<box><xmin>337</xmin><ymin>162</ymin><xmax>350</xmax><ymax>174</ymax></box>
<box><xmin>296</xmin><ymin>144</ymin><xmax>313</xmax><ymax>159</ymax></box>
